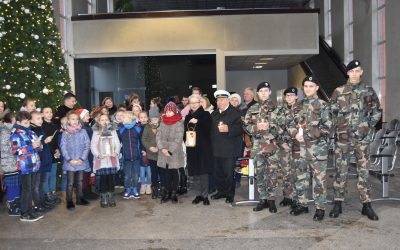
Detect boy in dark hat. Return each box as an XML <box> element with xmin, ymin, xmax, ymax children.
<box><xmin>289</xmin><ymin>76</ymin><xmax>332</xmax><ymax>221</ymax></box>
<box><xmin>275</xmin><ymin>87</ymin><xmax>299</xmax><ymax>207</ymax></box>
<box><xmin>329</xmin><ymin>60</ymin><xmax>381</xmax><ymax>220</ymax></box>
<box><xmin>244</xmin><ymin>82</ymin><xmax>282</xmax><ymax>213</ymax></box>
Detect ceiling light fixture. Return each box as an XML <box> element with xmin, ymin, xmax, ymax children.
<box><xmin>252</xmin><ymin>65</ymin><xmax>263</xmax><ymax>69</ymax></box>
<box><xmin>255</xmin><ymin>62</ymin><xmax>267</xmax><ymax>65</ymax></box>
<box><xmin>259</xmin><ymin>57</ymin><xmax>274</xmax><ymax>61</ymax></box>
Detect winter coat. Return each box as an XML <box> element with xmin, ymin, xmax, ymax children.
<box><xmin>118</xmin><ymin>125</ymin><xmax>142</xmax><ymax>162</ymax></box>
<box><xmin>42</xmin><ymin>120</ymin><xmax>59</xmax><ymax>157</ymax></box>
<box><xmin>210</xmin><ymin>105</ymin><xmax>243</xmax><ymax>158</ymax></box>
<box><xmin>141</xmin><ymin>124</ymin><xmax>158</xmax><ymax>161</ymax></box>
<box><xmin>90</xmin><ymin>125</ymin><xmax>121</xmax><ymax>173</ymax></box>
<box><xmin>156</xmin><ymin>120</ymin><xmax>184</xmax><ymax>169</ymax></box>
<box><xmin>0</xmin><ymin>123</ymin><xmax>17</xmax><ymax>175</ymax></box>
<box><xmin>60</xmin><ymin>128</ymin><xmax>90</xmax><ymax>172</ymax></box>
<box><xmin>184</xmin><ymin>107</ymin><xmax>213</xmax><ymax>176</ymax></box>
<box><xmin>10</xmin><ymin>124</ymin><xmax>43</xmax><ymax>175</ymax></box>
<box><xmin>30</xmin><ymin>124</ymin><xmax>53</xmax><ymax>172</ymax></box>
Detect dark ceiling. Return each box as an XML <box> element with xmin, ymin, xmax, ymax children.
<box><xmin>128</xmin><ymin>0</ymin><xmax>311</xmax><ymax>12</ymax></box>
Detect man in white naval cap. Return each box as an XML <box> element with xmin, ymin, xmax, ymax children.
<box><xmin>210</xmin><ymin>90</ymin><xmax>243</xmax><ymax>204</ymax></box>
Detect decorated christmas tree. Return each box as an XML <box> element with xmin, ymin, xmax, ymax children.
<box><xmin>0</xmin><ymin>0</ymin><xmax>71</xmax><ymax>111</ymax></box>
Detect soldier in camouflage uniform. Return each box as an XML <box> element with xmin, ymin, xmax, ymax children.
<box><xmin>289</xmin><ymin>76</ymin><xmax>332</xmax><ymax>221</ymax></box>
<box><xmin>275</xmin><ymin>87</ymin><xmax>299</xmax><ymax>207</ymax></box>
<box><xmin>244</xmin><ymin>82</ymin><xmax>282</xmax><ymax>213</ymax></box>
<box><xmin>329</xmin><ymin>60</ymin><xmax>380</xmax><ymax>221</ymax></box>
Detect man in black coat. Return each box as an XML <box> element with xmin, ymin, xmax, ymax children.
<box><xmin>210</xmin><ymin>90</ymin><xmax>243</xmax><ymax>203</ymax></box>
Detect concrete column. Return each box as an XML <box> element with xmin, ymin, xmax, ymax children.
<box><xmin>65</xmin><ymin>1</ymin><xmax>75</xmax><ymax>92</ymax></box>
<box><xmin>385</xmin><ymin>0</ymin><xmax>400</xmax><ymax>121</ymax></box>
<box><xmin>331</xmin><ymin>0</ymin><xmax>345</xmax><ymax>62</ymax></box>
<box><xmin>353</xmin><ymin>0</ymin><xmax>373</xmax><ymax>84</ymax></box>
<box><xmin>88</xmin><ymin>0</ymin><xmax>97</xmax><ymax>14</ymax></box>
<box><xmin>216</xmin><ymin>49</ymin><xmax>226</xmax><ymax>90</ymax></box>
<box><xmin>107</xmin><ymin>0</ymin><xmax>114</xmax><ymax>13</ymax></box>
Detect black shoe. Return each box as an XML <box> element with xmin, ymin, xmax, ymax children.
<box><xmin>268</xmin><ymin>200</ymin><xmax>277</xmax><ymax>213</ymax></box>
<box><xmin>161</xmin><ymin>190</ymin><xmax>171</xmax><ymax>204</ymax></box>
<box><xmin>67</xmin><ymin>201</ymin><xmax>75</xmax><ymax>210</ymax></box>
<box><xmin>171</xmin><ymin>191</ymin><xmax>178</xmax><ymax>204</ymax></box>
<box><xmin>313</xmin><ymin>209</ymin><xmax>325</xmax><ymax>221</ymax></box>
<box><xmin>361</xmin><ymin>202</ymin><xmax>379</xmax><ymax>221</ymax></box>
<box><xmin>20</xmin><ymin>213</ymin><xmax>43</xmax><ymax>222</ymax></box>
<box><xmin>329</xmin><ymin>201</ymin><xmax>342</xmax><ymax>218</ymax></box>
<box><xmin>225</xmin><ymin>196</ymin><xmax>234</xmax><ymax>204</ymax></box>
<box><xmin>203</xmin><ymin>197</ymin><xmax>210</xmax><ymax>206</ymax></box>
<box><xmin>290</xmin><ymin>205</ymin><xmax>309</xmax><ymax>216</ymax></box>
<box><xmin>76</xmin><ymin>198</ymin><xmax>90</xmax><ymax>206</ymax></box>
<box><xmin>253</xmin><ymin>199</ymin><xmax>269</xmax><ymax>212</ymax></box>
<box><xmin>279</xmin><ymin>197</ymin><xmax>293</xmax><ymax>207</ymax></box>
<box><xmin>43</xmin><ymin>203</ymin><xmax>55</xmax><ymax>211</ymax></box>
<box><xmin>192</xmin><ymin>196</ymin><xmax>204</xmax><ymax>204</ymax></box>
<box><xmin>211</xmin><ymin>193</ymin><xmax>226</xmax><ymax>200</ymax></box>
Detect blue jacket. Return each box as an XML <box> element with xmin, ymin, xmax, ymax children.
<box><xmin>60</xmin><ymin>128</ymin><xmax>90</xmax><ymax>172</ymax></box>
<box><xmin>118</xmin><ymin>125</ymin><xmax>142</xmax><ymax>162</ymax></box>
<box><xmin>10</xmin><ymin>124</ymin><xmax>43</xmax><ymax>174</ymax></box>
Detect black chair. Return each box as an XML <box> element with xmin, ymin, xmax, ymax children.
<box><xmin>370</xmin><ymin>145</ymin><xmax>400</xmax><ymax>202</ymax></box>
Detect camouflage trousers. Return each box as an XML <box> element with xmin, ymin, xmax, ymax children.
<box><xmin>278</xmin><ymin>148</ymin><xmax>294</xmax><ymax>199</ymax></box>
<box><xmin>293</xmin><ymin>141</ymin><xmax>327</xmax><ymax>209</ymax></box>
<box><xmin>254</xmin><ymin>153</ymin><xmax>279</xmax><ymax>200</ymax></box>
<box><xmin>333</xmin><ymin>141</ymin><xmax>371</xmax><ymax>203</ymax></box>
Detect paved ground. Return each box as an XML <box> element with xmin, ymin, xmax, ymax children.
<box><xmin>1</xmin><ymin>165</ymin><xmax>400</xmax><ymax>250</ymax></box>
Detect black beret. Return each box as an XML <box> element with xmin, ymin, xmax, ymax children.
<box><xmin>256</xmin><ymin>81</ymin><xmax>271</xmax><ymax>92</ymax></box>
<box><xmin>283</xmin><ymin>87</ymin><xmax>298</xmax><ymax>96</ymax></box>
<box><xmin>346</xmin><ymin>60</ymin><xmax>361</xmax><ymax>72</ymax></box>
<box><xmin>302</xmin><ymin>75</ymin><xmax>319</xmax><ymax>86</ymax></box>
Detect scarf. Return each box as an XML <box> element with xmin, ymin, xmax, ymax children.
<box><xmin>65</xmin><ymin>123</ymin><xmax>82</xmax><ymax>135</ymax></box>
<box><xmin>161</xmin><ymin>114</ymin><xmax>181</xmax><ymax>125</ymax></box>
<box><xmin>123</xmin><ymin>120</ymin><xmax>137</xmax><ymax>129</ymax></box>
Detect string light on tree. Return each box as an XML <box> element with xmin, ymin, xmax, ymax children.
<box><xmin>0</xmin><ymin>0</ymin><xmax>71</xmax><ymax>110</ymax></box>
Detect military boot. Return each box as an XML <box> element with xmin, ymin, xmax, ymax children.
<box><xmin>329</xmin><ymin>201</ymin><xmax>342</xmax><ymax>218</ymax></box>
<box><xmin>279</xmin><ymin>197</ymin><xmax>293</xmax><ymax>207</ymax></box>
<box><xmin>268</xmin><ymin>200</ymin><xmax>277</xmax><ymax>213</ymax></box>
<box><xmin>100</xmin><ymin>193</ymin><xmax>108</xmax><ymax>208</ymax></box>
<box><xmin>313</xmin><ymin>209</ymin><xmax>325</xmax><ymax>221</ymax></box>
<box><xmin>253</xmin><ymin>199</ymin><xmax>269</xmax><ymax>212</ymax></box>
<box><xmin>361</xmin><ymin>202</ymin><xmax>379</xmax><ymax>220</ymax></box>
<box><xmin>290</xmin><ymin>204</ymin><xmax>309</xmax><ymax>216</ymax></box>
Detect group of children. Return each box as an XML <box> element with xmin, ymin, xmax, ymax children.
<box><xmin>0</xmin><ymin>93</ymin><xmax>189</xmax><ymax>222</ymax></box>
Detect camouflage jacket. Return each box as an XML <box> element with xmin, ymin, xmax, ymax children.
<box><xmin>275</xmin><ymin>102</ymin><xmax>298</xmax><ymax>147</ymax></box>
<box><xmin>288</xmin><ymin>95</ymin><xmax>332</xmax><ymax>148</ymax></box>
<box><xmin>331</xmin><ymin>81</ymin><xmax>381</xmax><ymax>143</ymax></box>
<box><xmin>244</xmin><ymin>99</ymin><xmax>282</xmax><ymax>157</ymax></box>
